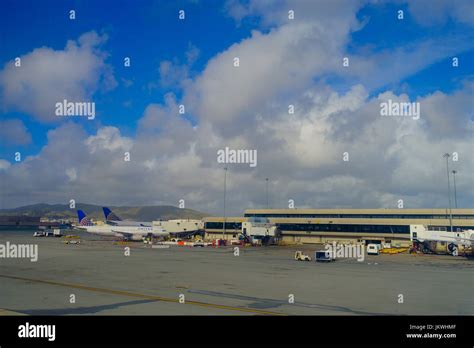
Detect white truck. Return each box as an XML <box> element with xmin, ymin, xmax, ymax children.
<box><xmin>367</xmin><ymin>243</ymin><xmax>380</xmax><ymax>255</ymax></box>
<box><xmin>410</xmin><ymin>224</ymin><xmax>474</xmax><ymax>256</ymax></box>
<box><xmin>53</xmin><ymin>229</ymin><xmax>63</xmax><ymax>237</ymax></box>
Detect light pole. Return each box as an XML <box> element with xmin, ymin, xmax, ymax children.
<box><xmin>443</xmin><ymin>153</ymin><xmax>453</xmax><ymax>232</ymax></box>
<box><xmin>265</xmin><ymin>178</ymin><xmax>269</xmax><ymax>209</ymax></box>
<box><xmin>452</xmin><ymin>170</ymin><xmax>458</xmax><ymax>209</ymax></box>
<box><xmin>222</xmin><ymin>167</ymin><xmax>227</xmax><ymax>241</ymax></box>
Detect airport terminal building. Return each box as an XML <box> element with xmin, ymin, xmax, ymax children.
<box><xmin>0</xmin><ymin>215</ymin><xmax>69</xmax><ymax>230</ymax></box>
<box><xmin>203</xmin><ymin>208</ymin><xmax>474</xmax><ymax>246</ymax></box>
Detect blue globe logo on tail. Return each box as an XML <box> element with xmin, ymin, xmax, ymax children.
<box><xmin>77</xmin><ymin>210</ymin><xmax>93</xmax><ymax>226</ymax></box>
<box><xmin>102</xmin><ymin>207</ymin><xmax>121</xmax><ymax>221</ymax></box>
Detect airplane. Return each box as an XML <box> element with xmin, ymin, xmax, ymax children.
<box><xmin>102</xmin><ymin>207</ymin><xmax>152</xmax><ymax>227</ymax></box>
<box><xmin>410</xmin><ymin>224</ymin><xmax>474</xmax><ymax>256</ymax></box>
<box><xmin>76</xmin><ymin>210</ymin><xmax>168</xmax><ymax>241</ymax></box>
<box><xmin>102</xmin><ymin>207</ymin><xmax>202</xmax><ymax>238</ymax></box>
<box><xmin>110</xmin><ymin>225</ymin><xmax>169</xmax><ymax>240</ymax></box>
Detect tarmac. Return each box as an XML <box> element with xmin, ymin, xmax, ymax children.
<box><xmin>0</xmin><ymin>230</ymin><xmax>473</xmax><ymax>315</ymax></box>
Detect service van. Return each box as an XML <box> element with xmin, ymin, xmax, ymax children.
<box><xmin>367</xmin><ymin>244</ymin><xmax>380</xmax><ymax>255</ymax></box>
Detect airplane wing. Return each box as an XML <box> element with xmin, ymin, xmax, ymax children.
<box><xmin>418</xmin><ymin>236</ymin><xmax>473</xmax><ymax>244</ymax></box>
<box><xmin>111</xmin><ymin>229</ymin><xmax>139</xmax><ymax>240</ymax></box>
<box><xmin>453</xmin><ymin>236</ymin><xmax>474</xmax><ymax>244</ymax></box>
<box><xmin>113</xmin><ymin>231</ymin><xmax>132</xmax><ymax>237</ymax></box>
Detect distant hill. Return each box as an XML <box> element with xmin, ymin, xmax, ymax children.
<box><xmin>0</xmin><ymin>203</ymin><xmax>209</xmax><ymax>222</ymax></box>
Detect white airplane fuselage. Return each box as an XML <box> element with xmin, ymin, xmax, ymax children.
<box><xmin>76</xmin><ymin>224</ymin><xmax>115</xmax><ymax>237</ymax></box>
<box><xmin>77</xmin><ymin>224</ymin><xmax>168</xmax><ymax>240</ymax></box>
<box><xmin>111</xmin><ymin>226</ymin><xmax>169</xmax><ymax>239</ymax></box>
<box><xmin>107</xmin><ymin>220</ymin><xmax>152</xmax><ymax>227</ymax></box>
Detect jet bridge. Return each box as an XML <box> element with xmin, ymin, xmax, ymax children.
<box><xmin>241</xmin><ymin>217</ymin><xmax>280</xmax><ymax>245</ymax></box>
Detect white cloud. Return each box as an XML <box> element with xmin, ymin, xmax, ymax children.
<box><xmin>406</xmin><ymin>0</ymin><xmax>474</xmax><ymax>26</ymax></box>
<box><xmin>1</xmin><ymin>81</ymin><xmax>472</xmax><ymax>213</ymax></box>
<box><xmin>0</xmin><ymin>159</ymin><xmax>11</xmax><ymax>170</ymax></box>
<box><xmin>187</xmin><ymin>0</ymin><xmax>472</xmax><ymax>142</ymax></box>
<box><xmin>0</xmin><ymin>31</ymin><xmax>116</xmax><ymax>122</ymax></box>
<box><xmin>66</xmin><ymin>168</ymin><xmax>78</xmax><ymax>182</ymax></box>
<box><xmin>0</xmin><ymin>1</ymin><xmax>472</xmax><ymax>214</ymax></box>
<box><xmin>186</xmin><ymin>22</ymin><xmax>348</xmax><ymax>136</ymax></box>
<box><xmin>85</xmin><ymin>127</ymin><xmax>133</xmax><ymax>154</ymax></box>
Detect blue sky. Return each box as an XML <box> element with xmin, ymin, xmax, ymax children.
<box><xmin>1</xmin><ymin>0</ymin><xmax>472</xmax><ymax>157</ymax></box>
<box><xmin>1</xmin><ymin>0</ymin><xmax>250</xmax><ymax>155</ymax></box>
<box><xmin>0</xmin><ymin>0</ymin><xmax>473</xmax><ymax>212</ymax></box>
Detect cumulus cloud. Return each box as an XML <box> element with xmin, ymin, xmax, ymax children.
<box><xmin>0</xmin><ymin>1</ymin><xmax>472</xmax><ymax>214</ymax></box>
<box><xmin>406</xmin><ymin>0</ymin><xmax>474</xmax><ymax>27</ymax></box>
<box><xmin>1</xmin><ymin>81</ymin><xmax>472</xmax><ymax>213</ymax></box>
<box><xmin>66</xmin><ymin>168</ymin><xmax>78</xmax><ymax>182</ymax></box>
<box><xmin>0</xmin><ymin>160</ymin><xmax>11</xmax><ymax>170</ymax></box>
<box><xmin>0</xmin><ymin>31</ymin><xmax>116</xmax><ymax>122</ymax></box>
<box><xmin>85</xmin><ymin>127</ymin><xmax>133</xmax><ymax>154</ymax></box>
<box><xmin>189</xmin><ymin>1</ymin><xmax>362</xmax><ymax>128</ymax></box>
<box><xmin>188</xmin><ymin>0</ymin><xmax>473</xmax><ymax>141</ymax></box>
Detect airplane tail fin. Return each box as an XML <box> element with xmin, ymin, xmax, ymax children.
<box><xmin>103</xmin><ymin>207</ymin><xmax>121</xmax><ymax>221</ymax></box>
<box><xmin>77</xmin><ymin>210</ymin><xmax>93</xmax><ymax>226</ymax></box>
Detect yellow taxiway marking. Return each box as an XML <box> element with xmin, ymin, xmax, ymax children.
<box><xmin>0</xmin><ymin>274</ymin><xmax>285</xmax><ymax>316</ymax></box>
<box><xmin>0</xmin><ymin>308</ymin><xmax>27</xmax><ymax>316</ymax></box>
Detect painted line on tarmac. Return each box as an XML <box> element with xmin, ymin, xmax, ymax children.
<box><xmin>0</xmin><ymin>308</ymin><xmax>27</xmax><ymax>316</ymax></box>
<box><xmin>0</xmin><ymin>274</ymin><xmax>285</xmax><ymax>316</ymax></box>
